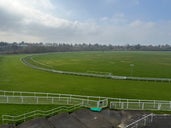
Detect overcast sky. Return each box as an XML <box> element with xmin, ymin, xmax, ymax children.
<box><xmin>0</xmin><ymin>0</ymin><xmax>171</xmax><ymax>45</ymax></box>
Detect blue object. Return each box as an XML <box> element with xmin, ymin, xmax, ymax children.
<box><xmin>90</xmin><ymin>107</ymin><xmax>102</xmax><ymax>112</ymax></box>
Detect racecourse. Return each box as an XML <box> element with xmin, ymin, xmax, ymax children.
<box><xmin>0</xmin><ymin>51</ymin><xmax>171</xmax><ymax>122</ymax></box>
<box><xmin>22</xmin><ymin>53</ymin><xmax>171</xmax><ymax>82</ymax></box>
<box><xmin>28</xmin><ymin>51</ymin><xmax>171</xmax><ymax>78</ymax></box>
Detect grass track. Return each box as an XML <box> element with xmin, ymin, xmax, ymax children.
<box><xmin>0</xmin><ymin>51</ymin><xmax>171</xmax><ymax>123</ymax></box>
<box><xmin>32</xmin><ymin>51</ymin><xmax>171</xmax><ymax>78</ymax></box>
<box><xmin>0</xmin><ymin>53</ymin><xmax>171</xmax><ymax>99</ymax></box>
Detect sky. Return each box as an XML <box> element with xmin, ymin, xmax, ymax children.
<box><xmin>0</xmin><ymin>0</ymin><xmax>171</xmax><ymax>45</ymax></box>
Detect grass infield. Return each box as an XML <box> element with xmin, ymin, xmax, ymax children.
<box><xmin>0</xmin><ymin>51</ymin><xmax>171</xmax><ymax>123</ymax></box>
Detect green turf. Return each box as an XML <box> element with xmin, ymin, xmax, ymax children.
<box><xmin>0</xmin><ymin>51</ymin><xmax>171</xmax><ymax>123</ymax></box>
<box><xmin>0</xmin><ymin>104</ymin><xmax>61</xmax><ymax>124</ymax></box>
<box><xmin>0</xmin><ymin>53</ymin><xmax>171</xmax><ymax>99</ymax></box>
<box><xmin>31</xmin><ymin>51</ymin><xmax>171</xmax><ymax>78</ymax></box>
<box><xmin>0</xmin><ymin>104</ymin><xmax>59</xmax><ymax>116</ymax></box>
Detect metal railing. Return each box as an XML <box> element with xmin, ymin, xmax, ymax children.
<box><xmin>0</xmin><ymin>90</ymin><xmax>108</xmax><ymax>108</ymax></box>
<box><xmin>1</xmin><ymin>89</ymin><xmax>171</xmax><ymax>126</ymax></box>
<box><xmin>1</xmin><ymin>90</ymin><xmax>171</xmax><ymax>111</ymax></box>
<box><xmin>110</xmin><ymin>101</ymin><xmax>171</xmax><ymax>111</ymax></box>
<box><xmin>124</xmin><ymin>113</ymin><xmax>153</xmax><ymax>128</ymax></box>
<box><xmin>21</xmin><ymin>55</ymin><xmax>171</xmax><ymax>82</ymax></box>
<box><xmin>0</xmin><ymin>90</ymin><xmax>104</xmax><ymax>101</ymax></box>
<box><xmin>2</xmin><ymin>104</ymin><xmax>82</xmax><ymax>124</ymax></box>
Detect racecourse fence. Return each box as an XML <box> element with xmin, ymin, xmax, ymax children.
<box><xmin>110</xmin><ymin>99</ymin><xmax>171</xmax><ymax>111</ymax></box>
<box><xmin>0</xmin><ymin>90</ymin><xmax>108</xmax><ymax>108</ymax></box>
<box><xmin>21</xmin><ymin>56</ymin><xmax>171</xmax><ymax>82</ymax></box>
<box><xmin>124</xmin><ymin>113</ymin><xmax>153</xmax><ymax>128</ymax></box>
<box><xmin>1</xmin><ymin>90</ymin><xmax>171</xmax><ymax>111</ymax></box>
<box><xmin>1</xmin><ymin>90</ymin><xmax>171</xmax><ymax>126</ymax></box>
<box><xmin>2</xmin><ymin>104</ymin><xmax>82</xmax><ymax>124</ymax></box>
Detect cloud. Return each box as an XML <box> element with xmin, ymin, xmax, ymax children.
<box><xmin>0</xmin><ymin>8</ymin><xmax>22</xmax><ymax>31</ymax></box>
<box><xmin>0</xmin><ymin>0</ymin><xmax>71</xmax><ymax>27</ymax></box>
<box><xmin>0</xmin><ymin>0</ymin><xmax>74</xmax><ymax>41</ymax></box>
<box><xmin>0</xmin><ymin>0</ymin><xmax>171</xmax><ymax>45</ymax></box>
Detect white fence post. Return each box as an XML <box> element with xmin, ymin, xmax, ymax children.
<box><xmin>127</xmin><ymin>99</ymin><xmax>129</xmax><ymax>109</ymax></box>
<box><xmin>153</xmin><ymin>100</ymin><xmax>156</xmax><ymax>108</ymax></box>
<box><xmin>82</xmin><ymin>99</ymin><xmax>84</xmax><ymax>106</ymax></box>
<box><xmin>121</xmin><ymin>102</ymin><xmax>124</xmax><ymax>109</ymax></box>
<box><xmin>139</xmin><ymin>100</ymin><xmax>140</xmax><ymax>107</ymax></box>
<box><xmin>97</xmin><ymin>101</ymin><xmax>100</xmax><ymax>108</ymax></box>
<box><xmin>151</xmin><ymin>114</ymin><xmax>153</xmax><ymax>122</ymax></box>
<box><xmin>142</xmin><ymin>103</ymin><xmax>144</xmax><ymax>110</ymax></box>
<box><xmin>158</xmin><ymin>103</ymin><xmax>161</xmax><ymax>110</ymax></box>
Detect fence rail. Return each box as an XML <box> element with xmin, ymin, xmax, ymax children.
<box><xmin>1</xmin><ymin>90</ymin><xmax>171</xmax><ymax>126</ymax></box>
<box><xmin>0</xmin><ymin>90</ymin><xmax>104</xmax><ymax>100</ymax></box>
<box><xmin>0</xmin><ymin>95</ymin><xmax>107</xmax><ymax>108</ymax></box>
<box><xmin>110</xmin><ymin>101</ymin><xmax>171</xmax><ymax>111</ymax></box>
<box><xmin>2</xmin><ymin>104</ymin><xmax>82</xmax><ymax>124</ymax></box>
<box><xmin>21</xmin><ymin>55</ymin><xmax>171</xmax><ymax>82</ymax></box>
<box><xmin>0</xmin><ymin>90</ymin><xmax>108</xmax><ymax>108</ymax></box>
<box><xmin>124</xmin><ymin>113</ymin><xmax>153</xmax><ymax>128</ymax></box>
<box><xmin>1</xmin><ymin>90</ymin><xmax>171</xmax><ymax>111</ymax></box>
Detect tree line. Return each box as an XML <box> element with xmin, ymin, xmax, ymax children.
<box><xmin>0</xmin><ymin>41</ymin><xmax>171</xmax><ymax>54</ymax></box>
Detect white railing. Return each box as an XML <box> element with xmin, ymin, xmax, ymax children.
<box><xmin>22</xmin><ymin>55</ymin><xmax>171</xmax><ymax>82</ymax></box>
<box><xmin>2</xmin><ymin>104</ymin><xmax>82</xmax><ymax>124</ymax></box>
<box><xmin>97</xmin><ymin>98</ymin><xmax>108</xmax><ymax>108</ymax></box>
<box><xmin>1</xmin><ymin>90</ymin><xmax>171</xmax><ymax>111</ymax></box>
<box><xmin>0</xmin><ymin>90</ymin><xmax>108</xmax><ymax>108</ymax></box>
<box><xmin>0</xmin><ymin>90</ymin><xmax>104</xmax><ymax>101</ymax></box>
<box><xmin>124</xmin><ymin>113</ymin><xmax>153</xmax><ymax>128</ymax></box>
<box><xmin>110</xmin><ymin>101</ymin><xmax>171</xmax><ymax>111</ymax></box>
<box><xmin>0</xmin><ymin>95</ymin><xmax>105</xmax><ymax>108</ymax></box>
<box><xmin>1</xmin><ymin>89</ymin><xmax>171</xmax><ymax>126</ymax></box>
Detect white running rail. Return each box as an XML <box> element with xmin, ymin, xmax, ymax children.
<box><xmin>1</xmin><ymin>90</ymin><xmax>171</xmax><ymax>111</ymax></box>
<box><xmin>110</xmin><ymin>101</ymin><xmax>171</xmax><ymax>111</ymax></box>
<box><xmin>22</xmin><ymin>55</ymin><xmax>171</xmax><ymax>82</ymax></box>
<box><xmin>0</xmin><ymin>90</ymin><xmax>108</xmax><ymax>108</ymax></box>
